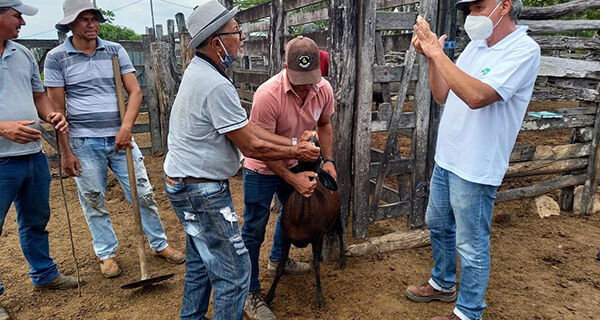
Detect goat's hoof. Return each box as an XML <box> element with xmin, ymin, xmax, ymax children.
<box><xmin>314</xmin><ymin>295</ymin><xmax>325</xmax><ymax>308</ymax></box>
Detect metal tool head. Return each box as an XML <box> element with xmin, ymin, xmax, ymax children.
<box><xmin>120</xmin><ymin>273</ymin><xmax>175</xmax><ymax>290</ymax></box>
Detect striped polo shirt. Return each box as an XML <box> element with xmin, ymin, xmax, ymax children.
<box><xmin>44</xmin><ymin>36</ymin><xmax>135</xmax><ymax>138</ymax></box>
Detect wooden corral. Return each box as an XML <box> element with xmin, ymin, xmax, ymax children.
<box><xmin>21</xmin><ymin>0</ymin><xmax>600</xmax><ymax>245</ymax></box>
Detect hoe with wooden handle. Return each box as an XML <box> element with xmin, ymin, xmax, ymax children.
<box><xmin>112</xmin><ymin>56</ymin><xmax>174</xmax><ymax>289</ymax></box>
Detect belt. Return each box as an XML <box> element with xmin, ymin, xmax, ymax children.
<box><xmin>166</xmin><ymin>176</ymin><xmax>221</xmax><ymax>185</ymax></box>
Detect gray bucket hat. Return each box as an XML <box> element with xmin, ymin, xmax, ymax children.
<box><xmin>55</xmin><ymin>0</ymin><xmax>106</xmax><ymax>33</ymax></box>
<box><xmin>187</xmin><ymin>0</ymin><xmax>238</xmax><ymax>49</ymax></box>
<box><xmin>0</xmin><ymin>0</ymin><xmax>38</xmax><ymax>15</ymax></box>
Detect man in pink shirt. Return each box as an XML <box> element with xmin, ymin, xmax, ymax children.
<box><xmin>242</xmin><ymin>36</ymin><xmax>336</xmax><ymax>320</ymax></box>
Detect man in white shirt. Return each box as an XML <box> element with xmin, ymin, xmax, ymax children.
<box><xmin>405</xmin><ymin>1</ymin><xmax>540</xmax><ymax>319</ymax></box>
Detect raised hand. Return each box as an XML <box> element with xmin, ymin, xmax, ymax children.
<box><xmin>413</xmin><ymin>15</ymin><xmax>446</xmax><ymax>59</ymax></box>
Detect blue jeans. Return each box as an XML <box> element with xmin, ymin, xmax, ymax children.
<box><xmin>70</xmin><ymin>137</ymin><xmax>168</xmax><ymax>260</ymax></box>
<box><xmin>165</xmin><ymin>178</ymin><xmax>250</xmax><ymax>320</ymax></box>
<box><xmin>0</xmin><ymin>151</ymin><xmax>61</xmax><ymax>294</ymax></box>
<box><xmin>426</xmin><ymin>164</ymin><xmax>497</xmax><ymax>320</ymax></box>
<box><xmin>241</xmin><ymin>168</ymin><xmax>294</xmax><ymax>292</ymax></box>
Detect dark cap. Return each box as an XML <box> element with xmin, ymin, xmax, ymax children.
<box><xmin>285</xmin><ymin>36</ymin><xmax>321</xmax><ymax>85</ymax></box>
<box><xmin>455</xmin><ymin>0</ymin><xmax>478</xmax><ymax>11</ymax></box>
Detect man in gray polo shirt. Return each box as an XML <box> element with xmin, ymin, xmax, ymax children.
<box><xmin>163</xmin><ymin>2</ymin><xmax>320</xmax><ymax>319</ymax></box>
<box><xmin>44</xmin><ymin>0</ymin><xmax>184</xmax><ymax>279</ymax></box>
<box><xmin>0</xmin><ymin>1</ymin><xmax>79</xmax><ymax>319</ymax></box>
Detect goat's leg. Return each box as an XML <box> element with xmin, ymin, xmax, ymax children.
<box><xmin>313</xmin><ymin>239</ymin><xmax>325</xmax><ymax>308</ymax></box>
<box><xmin>335</xmin><ymin>216</ymin><xmax>346</xmax><ymax>269</ymax></box>
<box><xmin>264</xmin><ymin>237</ymin><xmax>291</xmax><ymax>305</ymax></box>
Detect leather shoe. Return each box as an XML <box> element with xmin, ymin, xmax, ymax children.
<box><xmin>100</xmin><ymin>258</ymin><xmax>122</xmax><ymax>278</ymax></box>
<box><xmin>34</xmin><ymin>274</ymin><xmax>82</xmax><ymax>290</ymax></box>
<box><xmin>155</xmin><ymin>246</ymin><xmax>186</xmax><ymax>264</ymax></box>
<box><xmin>406</xmin><ymin>282</ymin><xmax>456</xmax><ymax>302</ymax></box>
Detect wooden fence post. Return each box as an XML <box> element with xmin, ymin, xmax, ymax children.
<box><xmin>156</xmin><ymin>24</ymin><xmax>164</xmax><ymax>42</ymax></box>
<box><xmin>580</xmin><ymin>102</ymin><xmax>600</xmax><ymax>213</ymax></box>
<box><xmin>142</xmin><ymin>34</ymin><xmax>162</xmax><ymax>154</ymax></box>
<box><xmin>269</xmin><ymin>0</ymin><xmax>284</xmax><ymax>77</ymax></box>
<box><xmin>353</xmin><ymin>0</ymin><xmax>377</xmax><ymax>239</ymax></box>
<box><xmin>409</xmin><ymin>0</ymin><xmax>437</xmax><ymax>228</ymax></box>
<box><xmin>151</xmin><ymin>42</ymin><xmax>178</xmax><ymax>152</ymax></box>
<box><xmin>321</xmin><ymin>0</ymin><xmax>359</xmax><ymax>259</ymax></box>
<box><xmin>176</xmin><ymin>12</ymin><xmax>195</xmax><ymax>72</ymax></box>
<box><xmin>167</xmin><ymin>19</ymin><xmax>177</xmax><ymax>73</ymax></box>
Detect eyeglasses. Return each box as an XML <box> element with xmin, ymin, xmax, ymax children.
<box><xmin>213</xmin><ymin>28</ymin><xmax>244</xmax><ymax>40</ymax></box>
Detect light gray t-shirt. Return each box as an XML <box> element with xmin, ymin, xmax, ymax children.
<box><xmin>163</xmin><ymin>55</ymin><xmax>248</xmax><ymax>180</ymax></box>
<box><xmin>0</xmin><ymin>40</ymin><xmax>44</xmax><ymax>157</ymax></box>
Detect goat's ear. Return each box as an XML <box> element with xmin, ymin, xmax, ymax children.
<box><xmin>318</xmin><ymin>169</ymin><xmax>338</xmax><ymax>191</ymax></box>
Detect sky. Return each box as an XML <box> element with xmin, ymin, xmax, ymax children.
<box><xmin>18</xmin><ymin>0</ymin><xmax>208</xmax><ymax>39</ymax></box>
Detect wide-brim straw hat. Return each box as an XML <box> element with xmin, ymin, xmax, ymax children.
<box><xmin>55</xmin><ymin>0</ymin><xmax>106</xmax><ymax>33</ymax></box>
<box><xmin>187</xmin><ymin>0</ymin><xmax>238</xmax><ymax>49</ymax></box>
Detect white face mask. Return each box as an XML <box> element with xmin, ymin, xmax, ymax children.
<box><xmin>464</xmin><ymin>1</ymin><xmax>504</xmax><ymax>41</ymax></box>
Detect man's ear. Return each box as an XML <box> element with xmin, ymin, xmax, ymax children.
<box><xmin>501</xmin><ymin>0</ymin><xmax>511</xmax><ymax>16</ymax></box>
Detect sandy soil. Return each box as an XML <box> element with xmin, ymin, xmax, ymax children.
<box><xmin>1</xmin><ymin>107</ymin><xmax>599</xmax><ymax>319</ymax></box>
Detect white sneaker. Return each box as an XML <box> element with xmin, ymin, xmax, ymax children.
<box><xmin>0</xmin><ymin>302</ymin><xmax>9</xmax><ymax>320</ymax></box>
<box><xmin>244</xmin><ymin>291</ymin><xmax>276</xmax><ymax>320</ymax></box>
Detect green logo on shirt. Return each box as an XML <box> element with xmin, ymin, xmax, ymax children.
<box><xmin>481</xmin><ymin>67</ymin><xmax>491</xmax><ymax>76</ymax></box>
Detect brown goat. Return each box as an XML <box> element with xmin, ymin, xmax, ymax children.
<box><xmin>264</xmin><ymin>138</ymin><xmax>346</xmax><ymax>308</ymax></box>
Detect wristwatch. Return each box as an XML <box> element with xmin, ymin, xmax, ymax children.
<box><xmin>323</xmin><ymin>158</ymin><xmax>335</xmax><ymax>166</ymax></box>
<box><xmin>291</xmin><ymin>137</ymin><xmax>298</xmax><ymax>146</ymax></box>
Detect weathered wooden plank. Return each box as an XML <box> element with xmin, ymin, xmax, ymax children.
<box><xmin>142</xmin><ymin>35</ymin><xmax>162</xmax><ymax>153</ymax></box>
<box><xmin>376</xmin><ymin>12</ymin><xmax>418</xmax><ymax>30</ymax></box>
<box><xmin>372</xmin><ymin>201</ymin><xmax>412</xmax><ymax>222</ymax></box>
<box><xmin>580</xmin><ymin>103</ymin><xmax>600</xmax><ymax>214</ymax></box>
<box><xmin>555</xmin><ymin>107</ymin><xmax>598</xmax><ymax>115</ymax></box>
<box><xmin>505</xmin><ymin>158</ymin><xmax>588</xmax><ymax>178</ymax></box>
<box><xmin>531</xmin><ymin>87</ymin><xmax>599</xmax><ymax>102</ymax></box>
<box><xmin>372</xmin><ymin>65</ymin><xmax>420</xmax><ymax>82</ymax></box>
<box><xmin>284</xmin><ymin>0</ymin><xmax>324</xmax><ymax>11</ymax></box>
<box><xmin>132</xmin><ymin>123</ymin><xmax>150</xmax><ymax>134</ymax></box>
<box><xmin>521</xmin><ymin>20</ymin><xmax>600</xmax><ymax>35</ymax></box>
<box><xmin>269</xmin><ymin>0</ymin><xmax>285</xmax><ymax>76</ymax></box>
<box><xmin>242</xmin><ymin>20</ymin><xmax>270</xmax><ymax>33</ymax></box>
<box><xmin>521</xmin><ymin>0</ymin><xmax>600</xmax><ymax>20</ymax></box>
<box><xmin>233</xmin><ymin>70</ymin><xmax>269</xmax><ymax>85</ymax></box>
<box><xmin>286</xmin><ymin>6</ymin><xmax>328</xmax><ymax>26</ymax></box>
<box><xmin>409</xmin><ymin>0</ymin><xmax>436</xmax><ymax>228</ymax></box>
<box><xmin>369</xmin><ymin>181</ymin><xmax>402</xmax><ymax>203</ymax></box>
<box><xmin>119</xmin><ymin>40</ymin><xmax>143</xmax><ymax>53</ymax></box>
<box><xmin>151</xmin><ymin>42</ymin><xmax>179</xmax><ymax>152</ymax></box>
<box><xmin>531</xmin><ymin>36</ymin><xmax>600</xmax><ymax>52</ymax></box>
<box><xmin>521</xmin><ymin>114</ymin><xmax>595</xmax><ymax>131</ymax></box>
<box><xmin>353</xmin><ymin>0</ymin><xmax>377</xmax><ymax>239</ymax></box>
<box><xmin>243</xmin><ymin>38</ymin><xmax>270</xmax><ymax>55</ymax></box>
<box><xmin>16</xmin><ymin>39</ymin><xmax>59</xmax><ymax>50</ymax></box>
<box><xmin>375</xmin><ymin>30</ymin><xmax>391</xmax><ymax>105</ymax></box>
<box><xmin>237</xmin><ymin>2</ymin><xmax>270</xmax><ymax>23</ymax></box>
<box><xmin>510</xmin><ymin>143</ymin><xmax>592</xmax><ymax>163</ymax></box>
<box><xmin>175</xmin><ymin>12</ymin><xmax>187</xmax><ymax>32</ymax></box>
<box><xmin>179</xmin><ymin>32</ymin><xmax>194</xmax><ymax>71</ymax></box>
<box><xmin>376</xmin><ymin>0</ymin><xmax>419</xmax><ymax>9</ymax></box>
<box><xmin>324</xmin><ymin>0</ymin><xmax>358</xmax><ymax>257</ymax></box>
<box><xmin>371</xmin><ymin>112</ymin><xmax>416</xmax><ymax>132</ymax></box>
<box><xmin>497</xmin><ymin>174</ymin><xmax>587</xmax><ymax>202</ymax></box>
<box><xmin>370</xmin><ymin>159</ymin><xmax>414</xmax><ymax>178</ymax></box>
<box><xmin>539</xmin><ymin>57</ymin><xmax>600</xmax><ymax>80</ymax></box>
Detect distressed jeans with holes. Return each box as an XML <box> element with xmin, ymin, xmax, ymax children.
<box><xmin>164</xmin><ymin>178</ymin><xmax>250</xmax><ymax>320</ymax></box>
<box><xmin>426</xmin><ymin>164</ymin><xmax>498</xmax><ymax>320</ymax></box>
<box><xmin>70</xmin><ymin>137</ymin><xmax>168</xmax><ymax>260</ymax></box>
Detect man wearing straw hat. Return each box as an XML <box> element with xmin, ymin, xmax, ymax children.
<box><xmin>44</xmin><ymin>0</ymin><xmax>185</xmax><ymax>279</ymax></box>
<box><xmin>0</xmin><ymin>1</ymin><xmax>80</xmax><ymax>319</ymax></box>
<box><xmin>163</xmin><ymin>1</ymin><xmax>320</xmax><ymax>319</ymax></box>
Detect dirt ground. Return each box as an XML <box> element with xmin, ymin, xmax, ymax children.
<box><xmin>1</xmin><ymin>123</ymin><xmax>600</xmax><ymax>319</ymax></box>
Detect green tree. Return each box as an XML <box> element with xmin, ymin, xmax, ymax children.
<box><xmin>98</xmin><ymin>9</ymin><xmax>141</xmax><ymax>41</ymax></box>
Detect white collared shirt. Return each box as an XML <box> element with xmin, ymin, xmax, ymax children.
<box><xmin>435</xmin><ymin>26</ymin><xmax>541</xmax><ymax>186</ymax></box>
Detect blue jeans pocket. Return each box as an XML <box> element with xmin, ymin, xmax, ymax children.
<box><xmin>69</xmin><ymin>137</ymin><xmax>87</xmax><ymax>150</ymax></box>
<box><xmin>0</xmin><ymin>158</ymin><xmax>10</xmax><ymax>166</ymax></box>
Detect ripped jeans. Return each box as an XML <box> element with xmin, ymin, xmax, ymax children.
<box><xmin>70</xmin><ymin>137</ymin><xmax>168</xmax><ymax>260</ymax></box>
<box><xmin>165</xmin><ymin>178</ymin><xmax>250</xmax><ymax>320</ymax></box>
